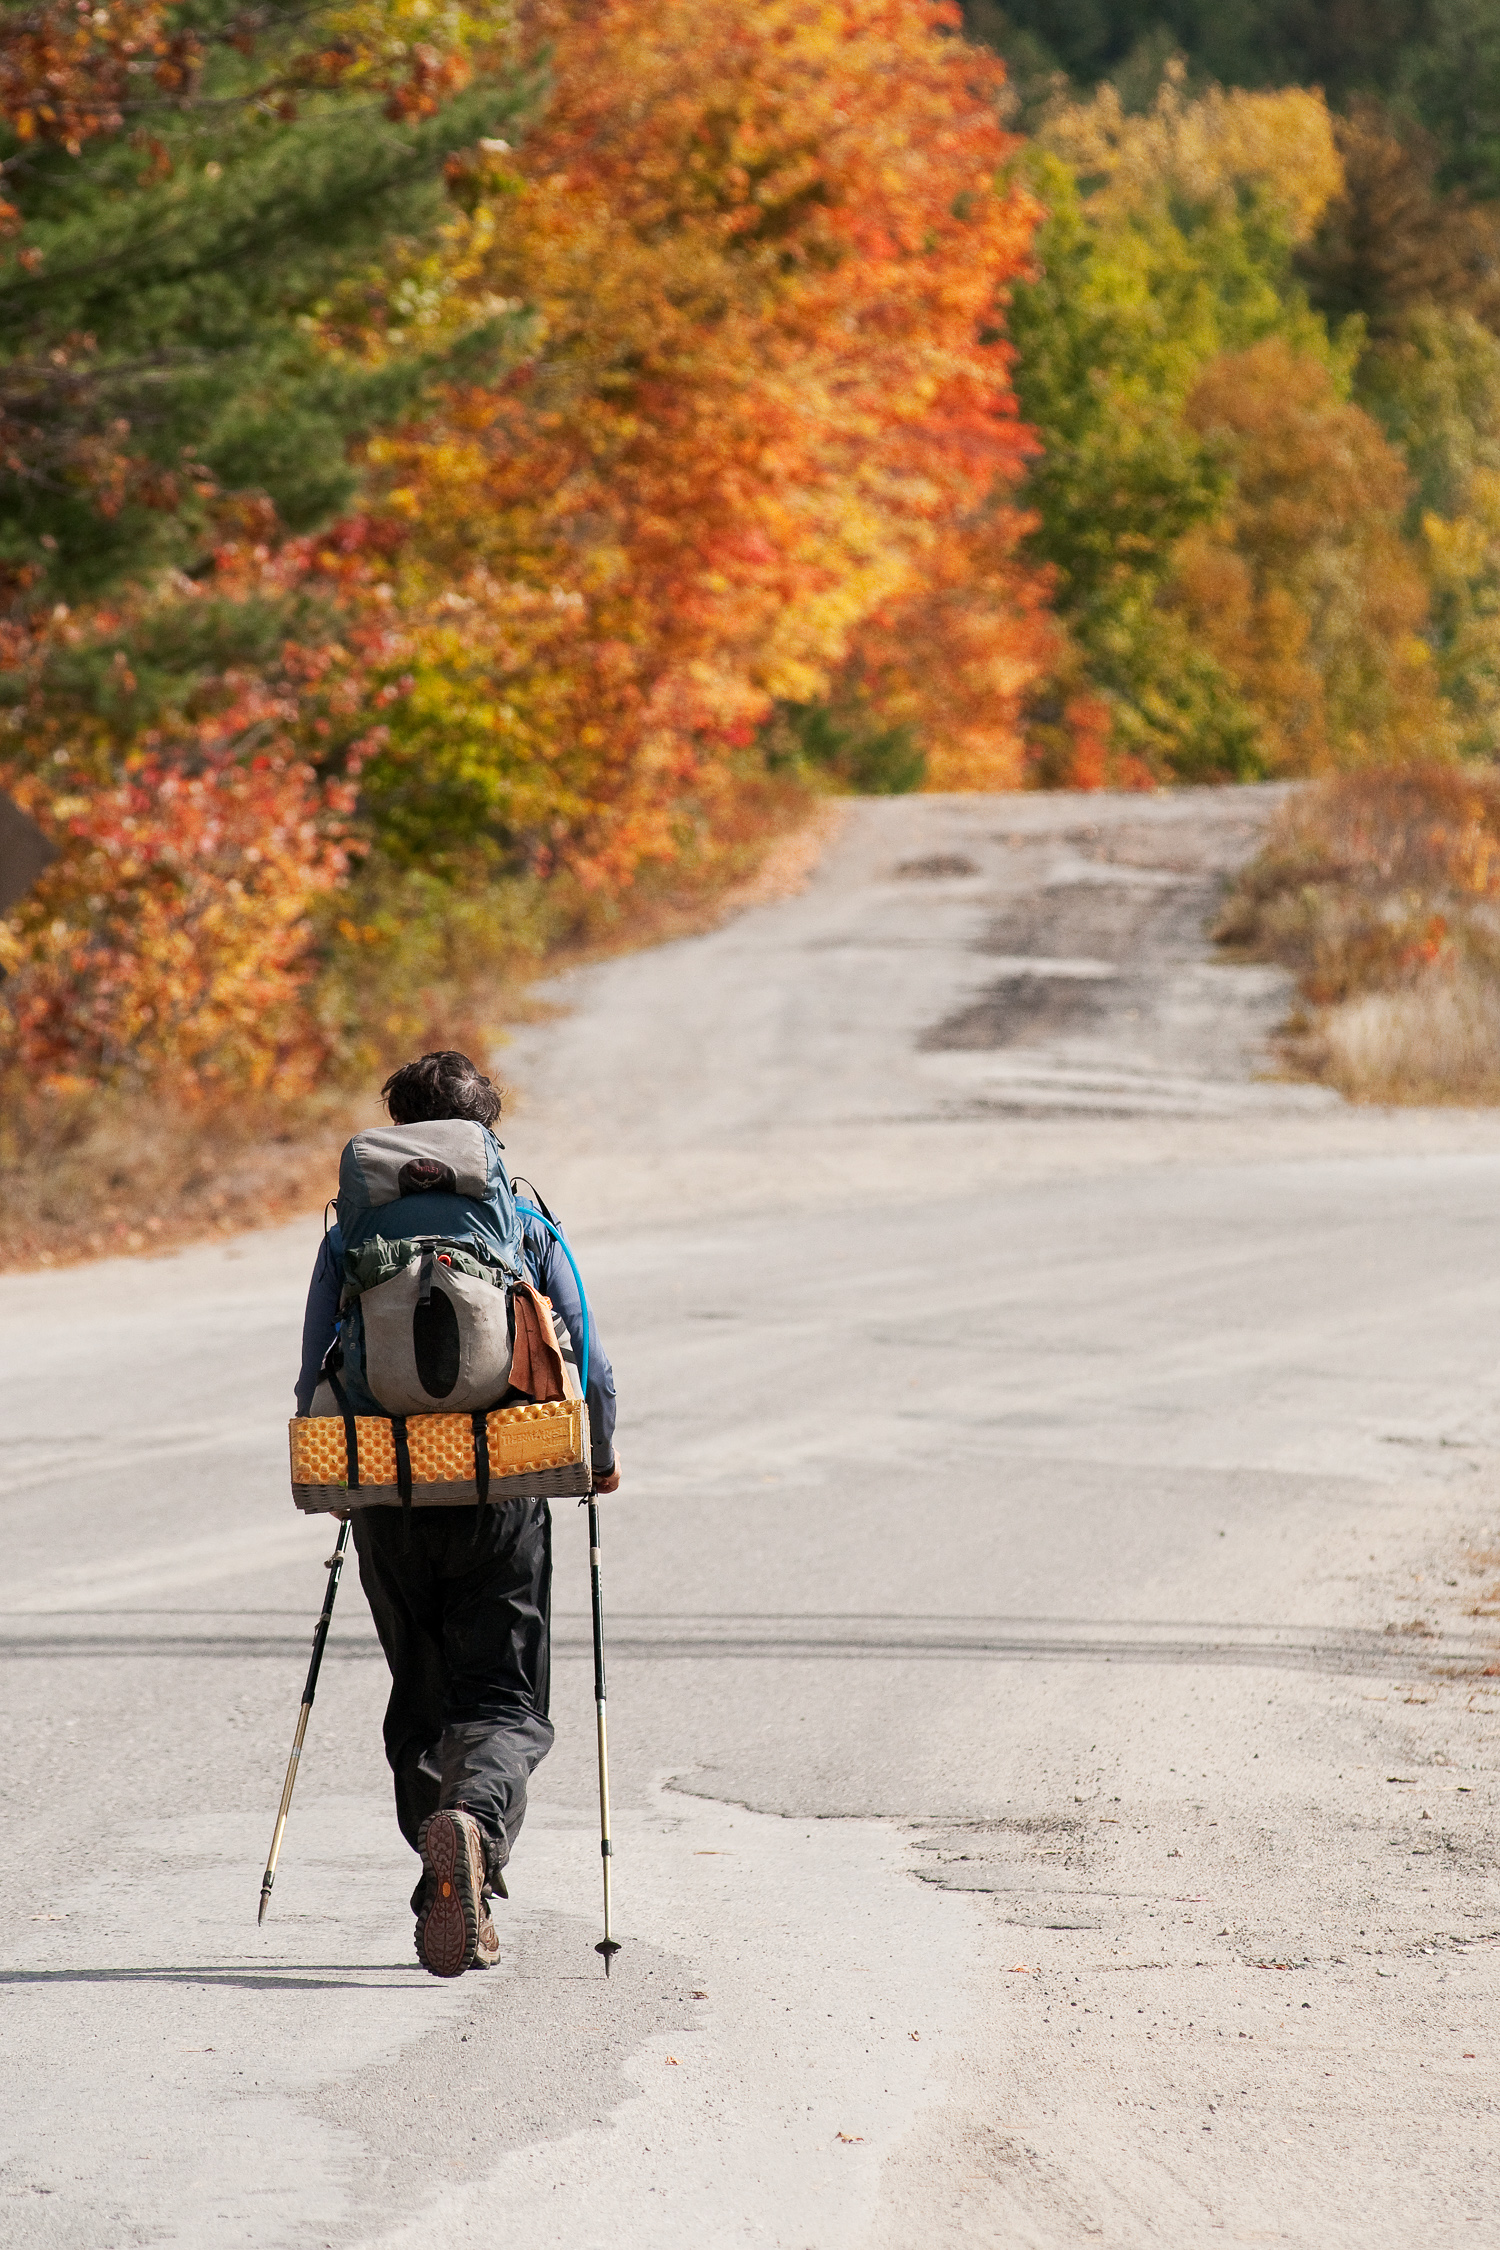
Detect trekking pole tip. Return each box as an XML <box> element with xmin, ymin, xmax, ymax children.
<box><xmin>596</xmin><ymin>1938</ymin><xmax>621</xmax><ymax>1976</ymax></box>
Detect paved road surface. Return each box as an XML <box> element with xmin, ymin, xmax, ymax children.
<box><xmin>4</xmin><ymin>789</ymin><xmax>1500</xmax><ymax>2248</ymax></box>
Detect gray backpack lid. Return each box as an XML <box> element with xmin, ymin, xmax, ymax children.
<box><xmin>339</xmin><ymin>1119</ymin><xmax>492</xmax><ymax>1211</ymax></box>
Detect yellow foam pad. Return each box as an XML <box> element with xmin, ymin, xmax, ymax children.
<box><xmin>289</xmin><ymin>1397</ymin><xmax>586</xmax><ymax>1490</ymax></box>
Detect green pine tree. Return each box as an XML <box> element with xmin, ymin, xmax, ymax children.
<box><xmin>0</xmin><ymin>1</ymin><xmax>535</xmax><ymax>603</ymax></box>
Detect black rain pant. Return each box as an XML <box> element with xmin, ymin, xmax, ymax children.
<box><xmin>351</xmin><ymin>1499</ymin><xmax>554</xmax><ymax>1885</ymax></box>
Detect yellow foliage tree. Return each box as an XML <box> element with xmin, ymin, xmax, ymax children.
<box><xmin>1042</xmin><ymin>64</ymin><xmax>1344</xmax><ymax>247</ymax></box>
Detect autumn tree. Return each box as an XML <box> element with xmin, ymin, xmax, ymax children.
<box><xmin>1008</xmin><ymin>71</ymin><xmax>1347</xmax><ymax>780</ymax></box>
<box><xmin>1171</xmin><ymin>338</ymin><xmax>1446</xmax><ymax>773</ymax></box>
<box><xmin>2</xmin><ymin>0</ymin><xmax>1056</xmax><ymax>1091</ymax></box>
<box><xmin>0</xmin><ymin>0</ymin><xmax>528</xmax><ymax>1093</ymax></box>
<box><xmin>963</xmin><ymin>2</ymin><xmax>1500</xmax><ymax>200</ymax></box>
<box><xmin>344</xmin><ymin>0</ymin><xmax>1052</xmax><ymax>885</ymax></box>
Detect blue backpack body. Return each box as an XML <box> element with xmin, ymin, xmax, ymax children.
<box><xmin>330</xmin><ymin>1119</ymin><xmax>525</xmax><ymax>1417</ymax></box>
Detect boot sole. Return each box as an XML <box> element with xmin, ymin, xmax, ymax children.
<box><xmin>415</xmin><ymin>1813</ymin><xmax>481</xmax><ymax>1978</ymax></box>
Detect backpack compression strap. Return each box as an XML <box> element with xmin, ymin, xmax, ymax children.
<box><xmin>391</xmin><ymin>1414</ymin><xmax>414</xmax><ymax>1548</ymax></box>
<box><xmin>470</xmin><ymin>1410</ymin><xmax>491</xmax><ymax>1504</ymax></box>
<box><xmin>468</xmin><ymin>1408</ymin><xmax>492</xmax><ymax>1549</ymax></box>
<box><xmin>324</xmin><ymin>1352</ymin><xmax>361</xmax><ymax>1496</ymax></box>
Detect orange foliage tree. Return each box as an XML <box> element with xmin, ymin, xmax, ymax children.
<box><xmin>1170</xmin><ymin>338</ymin><xmax>1448</xmax><ymax>773</ymax></box>
<box><xmin>348</xmin><ymin>0</ymin><xmax>1053</xmax><ymax>889</ymax></box>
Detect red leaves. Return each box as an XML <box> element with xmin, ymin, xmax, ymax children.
<box><xmin>0</xmin><ymin>749</ymin><xmax>351</xmax><ymax>1094</ymax></box>
<box><xmin>0</xmin><ymin>4</ymin><xmax>196</xmax><ymax>158</ymax></box>
<box><xmin>0</xmin><ymin>537</ymin><xmax>374</xmax><ymax>1093</ymax></box>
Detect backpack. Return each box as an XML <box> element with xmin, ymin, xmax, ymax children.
<box><xmin>328</xmin><ymin>1119</ymin><xmax>526</xmax><ymax>1418</ymax></box>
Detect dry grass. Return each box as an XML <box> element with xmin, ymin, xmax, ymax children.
<box><xmin>1217</xmin><ymin>765</ymin><xmax>1500</xmax><ymax>1103</ymax></box>
<box><xmin>0</xmin><ymin>1086</ymin><xmax>356</xmax><ymax>1270</ymax></box>
<box><xmin>0</xmin><ymin>778</ymin><xmax>836</xmax><ymax>1271</ymax></box>
<box><xmin>1315</xmin><ymin>973</ymin><xmax>1500</xmax><ymax>1104</ymax></box>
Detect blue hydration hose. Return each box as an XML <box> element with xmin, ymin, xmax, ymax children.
<box><xmin>516</xmin><ymin>1201</ymin><xmax>590</xmax><ymax>1395</ymax></box>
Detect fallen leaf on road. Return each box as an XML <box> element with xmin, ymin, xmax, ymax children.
<box><xmin>1010</xmin><ymin>1963</ymin><xmax>1031</xmax><ymax>1974</ymax></box>
<box><xmin>665</xmin><ymin>2056</ymin><xmax>679</xmax><ymax>2066</ymax></box>
<box><xmin>836</xmin><ymin>2132</ymin><xmax>864</xmax><ymax>2144</ymax></box>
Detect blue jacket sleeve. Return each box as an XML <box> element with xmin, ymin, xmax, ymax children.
<box><xmin>295</xmin><ymin>1227</ymin><xmax>344</xmax><ymax>1414</ymax></box>
<box><xmin>522</xmin><ymin>1211</ymin><xmax>617</xmax><ymax>1476</ymax></box>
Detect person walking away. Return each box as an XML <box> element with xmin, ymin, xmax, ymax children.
<box><xmin>294</xmin><ymin>1050</ymin><xmax>619</xmax><ymax>1974</ymax></box>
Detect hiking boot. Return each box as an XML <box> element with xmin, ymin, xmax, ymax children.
<box><xmin>414</xmin><ymin>1810</ymin><xmax>487</xmax><ymax>1978</ymax></box>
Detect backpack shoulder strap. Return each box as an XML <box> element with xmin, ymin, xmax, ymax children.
<box><xmin>511</xmin><ymin>1175</ymin><xmax>559</xmax><ymax>1227</ymax></box>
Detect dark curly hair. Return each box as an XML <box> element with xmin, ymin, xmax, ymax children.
<box><xmin>381</xmin><ymin>1050</ymin><xmax>502</xmax><ymax>1129</ymax></box>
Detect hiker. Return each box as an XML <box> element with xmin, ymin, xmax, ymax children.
<box><xmin>294</xmin><ymin>1049</ymin><xmax>618</xmax><ymax>1975</ymax></box>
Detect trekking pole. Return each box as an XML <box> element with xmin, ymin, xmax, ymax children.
<box><xmin>587</xmin><ymin>1492</ymin><xmax>621</xmax><ymax>1975</ymax></box>
<box><xmin>258</xmin><ymin>1517</ymin><xmax>351</xmax><ymax>1926</ymax></box>
<box><xmin>514</xmin><ymin>1196</ymin><xmax>616</xmax><ymax>1967</ymax></box>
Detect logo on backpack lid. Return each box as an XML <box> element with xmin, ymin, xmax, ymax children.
<box><xmin>397</xmin><ymin>1157</ymin><xmax>458</xmax><ymax>1197</ymax></box>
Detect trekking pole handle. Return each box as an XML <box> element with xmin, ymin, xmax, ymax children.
<box><xmin>588</xmin><ymin>1495</ymin><xmax>607</xmax><ymax>1705</ymax></box>
<box><xmin>299</xmin><ymin>1520</ymin><xmax>350</xmax><ymax>1705</ymax></box>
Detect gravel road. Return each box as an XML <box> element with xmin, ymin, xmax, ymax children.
<box><xmin>4</xmin><ymin>787</ymin><xmax>1500</xmax><ymax>2249</ymax></box>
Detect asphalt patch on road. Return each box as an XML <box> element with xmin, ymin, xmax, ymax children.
<box><xmin>977</xmin><ymin>880</ymin><xmax>1177</xmax><ymax>966</ymax></box>
<box><xmin>311</xmin><ymin>1913</ymin><xmax>697</xmax><ymax>2245</ymax></box>
<box><xmin>908</xmin><ymin>802</ymin><xmax>1299</xmax><ymax>1100</ymax></box>
<box><xmin>920</xmin><ymin>972</ymin><xmax>1116</xmax><ymax>1050</ymax></box>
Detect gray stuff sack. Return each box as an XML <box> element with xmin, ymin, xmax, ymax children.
<box><xmin>356</xmin><ymin>1240</ymin><xmax>514</xmax><ymax>1416</ymax></box>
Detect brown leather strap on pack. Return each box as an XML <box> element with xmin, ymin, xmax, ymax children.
<box><xmin>509</xmin><ymin>1281</ymin><xmax>567</xmax><ymax>1401</ymax></box>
